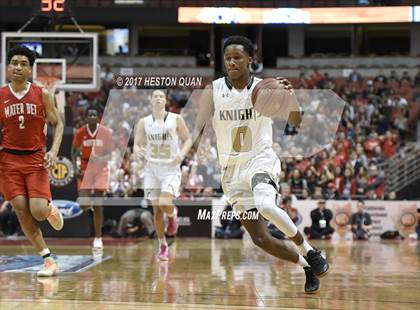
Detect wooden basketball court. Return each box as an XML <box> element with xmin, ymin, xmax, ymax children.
<box><xmin>0</xmin><ymin>238</ymin><xmax>419</xmax><ymax>309</ymax></box>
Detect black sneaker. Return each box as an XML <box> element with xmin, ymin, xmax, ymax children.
<box><xmin>304</xmin><ymin>267</ymin><xmax>319</xmax><ymax>294</ymax></box>
<box><xmin>306</xmin><ymin>249</ymin><xmax>330</xmax><ymax>277</ymax></box>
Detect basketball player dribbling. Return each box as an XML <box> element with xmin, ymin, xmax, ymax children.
<box><xmin>0</xmin><ymin>45</ymin><xmax>64</xmax><ymax>276</ymax></box>
<box><xmin>72</xmin><ymin>107</ymin><xmax>113</xmax><ymax>253</ymax></box>
<box><xmin>193</xmin><ymin>36</ymin><xmax>330</xmax><ymax>293</ymax></box>
<box><xmin>134</xmin><ymin>89</ymin><xmax>192</xmax><ymax>261</ymax></box>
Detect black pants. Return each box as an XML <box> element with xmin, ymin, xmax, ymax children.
<box><xmin>304</xmin><ymin>226</ymin><xmax>334</xmax><ymax>239</ymax></box>
<box><xmin>352</xmin><ymin>228</ymin><xmax>369</xmax><ymax>240</ymax></box>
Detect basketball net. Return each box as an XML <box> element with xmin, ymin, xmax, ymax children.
<box><xmin>34</xmin><ymin>76</ymin><xmax>61</xmax><ymax>95</ymax></box>
<box><xmin>34</xmin><ymin>76</ymin><xmax>66</xmax><ymax>121</ymax></box>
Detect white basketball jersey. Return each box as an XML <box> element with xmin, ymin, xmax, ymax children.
<box><xmin>144</xmin><ymin>112</ymin><xmax>179</xmax><ymax>164</ymax></box>
<box><xmin>212</xmin><ymin>76</ymin><xmax>273</xmax><ymax>167</ymax></box>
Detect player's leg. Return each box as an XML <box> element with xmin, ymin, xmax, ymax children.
<box><xmin>91</xmin><ymin>191</ymin><xmax>104</xmax><ymax>249</ymax></box>
<box><xmin>28</xmin><ymin>197</ymin><xmax>60</xmax><ymax>276</ymax></box>
<box><xmin>145</xmin><ymin>170</ymin><xmax>170</xmax><ymax>261</ymax></box>
<box><xmin>251</xmin><ymin>173</ymin><xmax>329</xmax><ymax>277</ymax></box>
<box><xmin>12</xmin><ymin>196</ymin><xmax>48</xmax><ymax>252</ymax></box>
<box><xmin>26</xmin><ymin>169</ymin><xmax>64</xmax><ymax>231</ymax></box>
<box><xmin>26</xmin><ymin>168</ymin><xmax>64</xmax><ymax>277</ymax></box>
<box><xmin>78</xmin><ymin>170</ymin><xmax>100</xmax><ymax>244</ymax></box>
<box><xmin>240</xmin><ymin>211</ymin><xmax>319</xmax><ymax>293</ymax></box>
<box><xmin>158</xmin><ymin>171</ymin><xmax>181</xmax><ymax>236</ymax></box>
<box><xmin>158</xmin><ymin>192</ymin><xmax>178</xmax><ymax>237</ymax></box>
<box><xmin>90</xmin><ymin>168</ymin><xmax>110</xmax><ymax>249</ymax></box>
<box><xmin>92</xmin><ymin>204</ymin><xmax>103</xmax><ymax>239</ymax></box>
<box><xmin>78</xmin><ymin>189</ymin><xmax>102</xmax><ymax>249</ymax></box>
<box><xmin>152</xmin><ymin>201</ymin><xmax>169</xmax><ymax>261</ymax></box>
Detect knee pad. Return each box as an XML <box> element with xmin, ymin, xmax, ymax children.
<box><xmin>253</xmin><ymin>183</ymin><xmax>298</xmax><ymax>237</ymax></box>
<box><xmin>253</xmin><ymin>183</ymin><xmax>278</xmax><ymax>215</ymax></box>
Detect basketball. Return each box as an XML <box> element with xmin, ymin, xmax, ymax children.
<box><xmin>251</xmin><ymin>78</ymin><xmax>295</xmax><ymax>118</ymax></box>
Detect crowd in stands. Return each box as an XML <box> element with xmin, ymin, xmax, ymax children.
<box><xmin>64</xmin><ymin>68</ymin><xmax>420</xmax><ymax>201</ymax></box>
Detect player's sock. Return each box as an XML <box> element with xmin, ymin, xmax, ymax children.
<box><xmin>40</xmin><ymin>248</ymin><xmax>51</xmax><ymax>259</ymax></box>
<box><xmin>297</xmin><ymin>239</ymin><xmax>314</xmax><ymax>256</ymax></box>
<box><xmin>253</xmin><ymin>183</ymin><xmax>298</xmax><ymax>237</ymax></box>
<box><xmin>297</xmin><ymin>255</ymin><xmax>310</xmax><ymax>268</ymax></box>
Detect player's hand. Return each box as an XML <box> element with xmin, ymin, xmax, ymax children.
<box><xmin>172</xmin><ymin>154</ymin><xmax>183</xmax><ymax>165</ymax></box>
<box><xmin>89</xmin><ymin>153</ymin><xmax>102</xmax><ymax>162</ymax></box>
<box><xmin>44</xmin><ymin>150</ymin><xmax>58</xmax><ymax>169</ymax></box>
<box><xmin>275</xmin><ymin>77</ymin><xmax>294</xmax><ymax>91</ymax></box>
<box><xmin>135</xmin><ymin>147</ymin><xmax>147</xmax><ymax>161</ymax></box>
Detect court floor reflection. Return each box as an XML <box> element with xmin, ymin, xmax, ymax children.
<box><xmin>0</xmin><ymin>238</ymin><xmax>419</xmax><ymax>309</ymax></box>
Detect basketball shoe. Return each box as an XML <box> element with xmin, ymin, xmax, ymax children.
<box><xmin>93</xmin><ymin>237</ymin><xmax>103</xmax><ymax>249</ymax></box>
<box><xmin>37</xmin><ymin>257</ymin><xmax>59</xmax><ymax>277</ymax></box>
<box><xmin>157</xmin><ymin>244</ymin><xmax>169</xmax><ymax>261</ymax></box>
<box><xmin>304</xmin><ymin>267</ymin><xmax>319</xmax><ymax>293</ymax></box>
<box><xmin>47</xmin><ymin>202</ymin><xmax>64</xmax><ymax>231</ymax></box>
<box><xmin>305</xmin><ymin>249</ymin><xmax>329</xmax><ymax>277</ymax></box>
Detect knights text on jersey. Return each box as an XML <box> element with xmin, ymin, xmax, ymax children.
<box><xmin>212</xmin><ymin>77</ymin><xmax>273</xmax><ymax>167</ymax></box>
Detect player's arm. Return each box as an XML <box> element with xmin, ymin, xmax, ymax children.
<box><xmin>43</xmin><ymin>88</ymin><xmax>64</xmax><ymax>168</ymax></box>
<box><xmin>175</xmin><ymin>115</ymin><xmax>192</xmax><ymax>164</ymax></box>
<box><xmin>133</xmin><ymin>118</ymin><xmax>146</xmax><ymax>160</ymax></box>
<box><xmin>191</xmin><ymin>84</ymin><xmax>214</xmax><ymax>151</ymax></box>
<box><xmin>275</xmin><ymin>77</ymin><xmax>302</xmax><ymax>127</ymax></box>
<box><xmin>0</xmin><ymin>120</ymin><xmax>3</xmax><ymax>144</ymax></box>
<box><xmin>71</xmin><ymin>128</ymin><xmax>81</xmax><ymax>165</ymax></box>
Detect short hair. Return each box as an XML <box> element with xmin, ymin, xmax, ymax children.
<box><xmin>7</xmin><ymin>45</ymin><xmax>36</xmax><ymax>66</ymax></box>
<box><xmin>357</xmin><ymin>199</ymin><xmax>365</xmax><ymax>205</ymax></box>
<box><xmin>151</xmin><ymin>89</ymin><xmax>167</xmax><ymax>97</ymax></box>
<box><xmin>86</xmin><ymin>106</ymin><xmax>99</xmax><ymax>117</ymax></box>
<box><xmin>223</xmin><ymin>35</ymin><xmax>254</xmax><ymax>57</ymax></box>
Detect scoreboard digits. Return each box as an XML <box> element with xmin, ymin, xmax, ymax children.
<box><xmin>41</xmin><ymin>0</ymin><xmax>65</xmax><ymax>13</ymax></box>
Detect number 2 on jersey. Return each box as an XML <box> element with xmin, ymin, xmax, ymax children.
<box><xmin>18</xmin><ymin>115</ymin><xmax>25</xmax><ymax>129</ymax></box>
<box><xmin>232</xmin><ymin>126</ymin><xmax>252</xmax><ymax>152</ymax></box>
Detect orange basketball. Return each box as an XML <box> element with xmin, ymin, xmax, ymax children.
<box><xmin>251</xmin><ymin>78</ymin><xmax>294</xmax><ymax>118</ymax></box>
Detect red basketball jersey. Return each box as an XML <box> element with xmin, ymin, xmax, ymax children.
<box><xmin>0</xmin><ymin>83</ymin><xmax>46</xmax><ymax>151</ymax></box>
<box><xmin>73</xmin><ymin>124</ymin><xmax>113</xmax><ymax>171</ymax></box>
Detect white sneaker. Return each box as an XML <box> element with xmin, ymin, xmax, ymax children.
<box><xmin>93</xmin><ymin>238</ymin><xmax>103</xmax><ymax>249</ymax></box>
<box><xmin>37</xmin><ymin>257</ymin><xmax>59</xmax><ymax>277</ymax></box>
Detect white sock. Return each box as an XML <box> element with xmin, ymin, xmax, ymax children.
<box><xmin>253</xmin><ymin>183</ymin><xmax>298</xmax><ymax>237</ymax></box>
<box><xmin>158</xmin><ymin>238</ymin><xmax>167</xmax><ymax>247</ymax></box>
<box><xmin>297</xmin><ymin>239</ymin><xmax>314</xmax><ymax>256</ymax></box>
<box><xmin>297</xmin><ymin>255</ymin><xmax>310</xmax><ymax>268</ymax></box>
<box><xmin>39</xmin><ymin>248</ymin><xmax>50</xmax><ymax>257</ymax></box>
